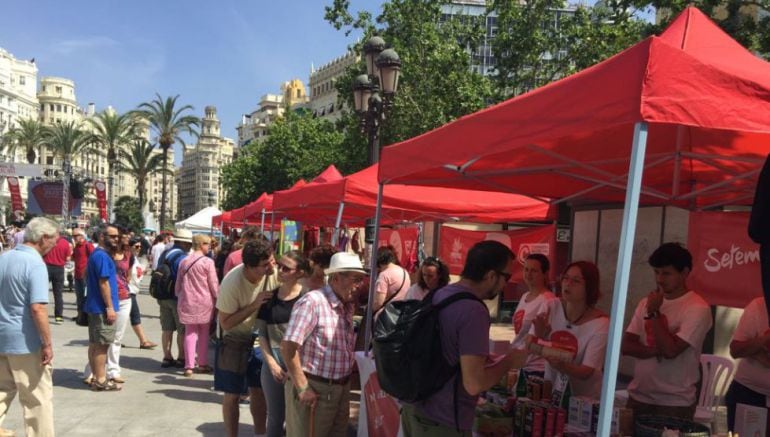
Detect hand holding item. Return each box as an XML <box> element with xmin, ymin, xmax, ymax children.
<box><xmin>533</xmin><ymin>308</ymin><xmax>551</xmax><ymax>339</ymax></box>
<box><xmin>298</xmin><ymin>385</ymin><xmax>319</xmax><ymax>407</ymax></box>
<box><xmin>646</xmin><ymin>289</ymin><xmax>664</xmax><ymax>314</ymax></box>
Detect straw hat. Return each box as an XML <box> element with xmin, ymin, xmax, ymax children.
<box><xmin>324</xmin><ymin>252</ymin><xmax>367</xmax><ymax>275</ymax></box>
<box><xmin>173</xmin><ymin>229</ymin><xmax>193</xmax><ymax>243</ymax></box>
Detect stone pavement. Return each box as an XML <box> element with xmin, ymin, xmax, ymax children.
<box><xmin>1</xmin><ymin>272</ymin><xmax>517</xmax><ymax>436</ymax></box>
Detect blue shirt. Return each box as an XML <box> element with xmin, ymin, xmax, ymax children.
<box><xmin>0</xmin><ymin>245</ymin><xmax>50</xmax><ymax>354</ymax></box>
<box><xmin>84</xmin><ymin>247</ymin><xmax>119</xmax><ymax>314</ymax></box>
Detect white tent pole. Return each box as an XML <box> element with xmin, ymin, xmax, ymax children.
<box><xmin>260</xmin><ymin>208</ymin><xmax>266</xmax><ymax>235</ymax></box>
<box><xmin>364</xmin><ymin>183</ymin><xmax>385</xmax><ymax>355</ymax></box>
<box><xmin>331</xmin><ymin>202</ymin><xmax>346</xmax><ymax>246</ymax></box>
<box><xmin>270</xmin><ymin>211</ymin><xmax>276</xmax><ymax>242</ymax></box>
<box><xmin>596</xmin><ymin>121</ymin><xmax>649</xmax><ymax>437</ymax></box>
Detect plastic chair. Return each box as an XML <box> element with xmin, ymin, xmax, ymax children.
<box><xmin>695</xmin><ymin>354</ymin><xmax>735</xmax><ymax>427</ymax></box>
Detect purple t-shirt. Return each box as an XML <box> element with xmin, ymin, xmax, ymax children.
<box><xmin>414</xmin><ymin>282</ymin><xmax>490</xmax><ymax>430</ymax></box>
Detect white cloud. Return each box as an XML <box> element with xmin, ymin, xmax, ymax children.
<box><xmin>50</xmin><ymin>36</ymin><xmax>119</xmax><ymax>55</ymax></box>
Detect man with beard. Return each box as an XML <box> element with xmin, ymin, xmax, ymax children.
<box><xmin>84</xmin><ymin>225</ymin><xmax>120</xmax><ymax>391</ymax></box>
<box><xmin>400</xmin><ymin>240</ymin><xmax>527</xmax><ymax>436</ymax></box>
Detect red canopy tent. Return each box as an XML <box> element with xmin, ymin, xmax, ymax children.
<box><xmin>243</xmin><ymin>192</ymin><xmax>273</xmax><ymax>223</ymax></box>
<box><xmin>376</xmin><ymin>8</ymin><xmax>770</xmax><ymax>433</ymax></box>
<box><xmin>273</xmin><ymin>164</ymin><xmax>556</xmax><ymax>226</ymax></box>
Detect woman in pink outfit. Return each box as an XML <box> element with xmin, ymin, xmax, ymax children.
<box><xmin>175</xmin><ymin>234</ymin><xmax>219</xmax><ymax>376</ymax></box>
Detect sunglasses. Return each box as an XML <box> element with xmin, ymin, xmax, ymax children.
<box><xmin>496</xmin><ymin>270</ymin><xmax>513</xmax><ymax>283</ymax></box>
<box><xmin>107</xmin><ymin>234</ymin><xmax>119</xmax><ymax>239</ymax></box>
<box><xmin>277</xmin><ymin>263</ymin><xmax>295</xmax><ymax>273</ymax></box>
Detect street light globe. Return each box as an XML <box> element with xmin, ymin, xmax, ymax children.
<box><xmin>363</xmin><ymin>36</ymin><xmax>386</xmax><ymax>77</ymax></box>
<box><xmin>353</xmin><ymin>74</ymin><xmax>374</xmax><ymax>113</ymax></box>
<box><xmin>376</xmin><ymin>48</ymin><xmax>401</xmax><ymax>95</ymax></box>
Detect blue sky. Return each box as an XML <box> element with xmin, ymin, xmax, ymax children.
<box><xmin>1</xmin><ymin>1</ymin><xmax>381</xmax><ymax>161</ymax></box>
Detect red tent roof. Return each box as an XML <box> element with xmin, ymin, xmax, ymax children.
<box><xmin>243</xmin><ymin>192</ymin><xmax>273</xmax><ymax>221</ymax></box>
<box><xmin>378</xmin><ymin>7</ymin><xmax>770</xmax><ymax>209</ymax></box>
<box><xmin>273</xmin><ymin>164</ymin><xmax>555</xmax><ymax>226</ymax></box>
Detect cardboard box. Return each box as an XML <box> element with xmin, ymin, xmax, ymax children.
<box><xmin>611</xmin><ymin>407</ymin><xmax>634</xmax><ymax>436</ymax></box>
<box><xmin>735</xmin><ymin>403</ymin><xmax>767</xmax><ymax>437</ymax></box>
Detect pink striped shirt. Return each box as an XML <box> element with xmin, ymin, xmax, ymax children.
<box><xmin>175</xmin><ymin>253</ymin><xmax>219</xmax><ymax>325</ymax></box>
<box><xmin>283</xmin><ymin>286</ymin><xmax>356</xmax><ymax>380</ymax></box>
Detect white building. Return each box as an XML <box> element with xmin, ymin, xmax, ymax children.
<box><xmin>235</xmin><ymin>79</ymin><xmax>309</xmax><ymax>147</ymax></box>
<box><xmin>308</xmin><ymin>51</ymin><xmax>358</xmax><ymax>122</ymax></box>
<box><xmin>178</xmin><ymin>106</ymin><xmax>234</xmax><ymax>219</ymax></box>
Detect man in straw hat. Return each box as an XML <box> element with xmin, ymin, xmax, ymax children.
<box><xmin>156</xmin><ymin>229</ymin><xmax>193</xmax><ymax>369</ymax></box>
<box><xmin>281</xmin><ymin>252</ymin><xmax>366</xmax><ymax>436</ymax></box>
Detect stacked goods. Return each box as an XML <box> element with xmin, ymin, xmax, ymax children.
<box><xmin>514</xmin><ymin>399</ymin><xmax>567</xmax><ymax>437</ymax></box>
<box><xmin>474</xmin><ymin>401</ymin><xmax>514</xmax><ymax>436</ymax></box>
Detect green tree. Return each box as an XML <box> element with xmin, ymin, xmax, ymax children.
<box><xmin>1</xmin><ymin>118</ymin><xmax>51</xmax><ymax>164</ymax></box>
<box><xmin>221</xmin><ymin>110</ymin><xmax>360</xmax><ymax>209</ymax></box>
<box><xmin>117</xmin><ymin>139</ymin><xmax>170</xmax><ymax>210</ymax></box>
<box><xmin>85</xmin><ymin>109</ymin><xmax>141</xmax><ymax>220</ymax></box>
<box><xmin>134</xmin><ymin>94</ymin><xmax>199</xmax><ymax>231</ymax></box>
<box><xmin>325</xmin><ymin>0</ymin><xmax>494</xmax><ymax>148</ymax></box>
<box><xmin>47</xmin><ymin>121</ymin><xmax>91</xmax><ymax>224</ymax></box>
<box><xmin>113</xmin><ymin>196</ymin><xmax>144</xmax><ymax>233</ymax></box>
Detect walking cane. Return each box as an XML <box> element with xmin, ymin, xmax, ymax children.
<box><xmin>308</xmin><ymin>402</ymin><xmax>316</xmax><ymax>437</ymax></box>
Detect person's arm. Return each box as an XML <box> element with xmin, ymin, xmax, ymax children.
<box><xmin>30</xmin><ymin>303</ymin><xmax>53</xmax><ymax>365</ymax></box>
<box><xmin>372</xmin><ymin>273</ymin><xmax>388</xmax><ymax>311</ymax></box>
<box><xmin>730</xmin><ymin>332</ymin><xmax>770</xmax><ymax>359</ymax></box>
<box><xmin>281</xmin><ymin>340</ymin><xmax>319</xmax><ymax>406</ymax></box>
<box><xmin>100</xmin><ymin>278</ymin><xmax>116</xmax><ymax>324</ymax></box>
<box><xmin>218</xmin><ymin>292</ymin><xmax>271</xmax><ymax>331</ymax></box>
<box><xmin>258</xmin><ymin>323</ymin><xmax>285</xmax><ymax>383</ymax></box>
<box><xmin>207</xmin><ymin>262</ymin><xmax>219</xmax><ymax>299</ymax></box>
<box><xmin>646</xmin><ymin>315</ymin><xmax>690</xmax><ymax>359</ymax></box>
<box><xmin>621</xmin><ymin>332</ymin><xmax>659</xmax><ymax>359</ymax></box>
<box><xmin>460</xmin><ymin>349</ymin><xmax>527</xmax><ymax>395</ymax></box>
<box><xmin>545</xmin><ymin>357</ymin><xmax>596</xmax><ymax>380</ymax></box>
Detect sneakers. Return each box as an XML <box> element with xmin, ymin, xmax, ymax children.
<box><xmin>54</xmin><ymin>317</ymin><xmax>63</xmax><ymax>324</ymax></box>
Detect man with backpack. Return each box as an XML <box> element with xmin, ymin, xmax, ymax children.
<box><xmin>151</xmin><ymin>229</ymin><xmax>192</xmax><ymax>368</ymax></box>
<box><xmin>398</xmin><ymin>240</ymin><xmax>527</xmax><ymax>436</ymax></box>
<box><xmin>71</xmin><ymin>227</ymin><xmax>94</xmax><ymax>322</ymax></box>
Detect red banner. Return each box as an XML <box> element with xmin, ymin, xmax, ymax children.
<box><xmin>378</xmin><ymin>226</ymin><xmax>419</xmax><ymax>272</ymax></box>
<box><xmin>6</xmin><ymin>176</ymin><xmax>24</xmax><ymax>215</ymax></box>
<box><xmin>95</xmin><ymin>180</ymin><xmax>107</xmax><ymax>220</ymax></box>
<box><xmin>439</xmin><ymin>225</ymin><xmax>556</xmax><ymax>282</ymax></box>
<box><xmin>688</xmin><ymin>212</ymin><xmax>761</xmax><ymax>308</ymax></box>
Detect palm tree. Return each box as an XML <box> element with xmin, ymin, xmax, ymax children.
<box><xmin>47</xmin><ymin>121</ymin><xmax>91</xmax><ymax>225</ymax></box>
<box><xmin>117</xmin><ymin>139</ymin><xmax>169</xmax><ymax>211</ymax></box>
<box><xmin>134</xmin><ymin>94</ymin><xmax>199</xmax><ymax>230</ymax></box>
<box><xmin>86</xmin><ymin>109</ymin><xmax>140</xmax><ymax>220</ymax></box>
<box><xmin>1</xmin><ymin>118</ymin><xmax>50</xmax><ymax>164</ymax></box>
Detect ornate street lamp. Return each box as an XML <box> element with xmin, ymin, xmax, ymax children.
<box><xmin>352</xmin><ymin>36</ymin><xmax>401</xmax><ymax>246</ymax></box>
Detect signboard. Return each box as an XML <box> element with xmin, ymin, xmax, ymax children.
<box><xmin>378</xmin><ymin>226</ymin><xmax>419</xmax><ymax>272</ymax></box>
<box><xmin>0</xmin><ymin>162</ymin><xmax>43</xmax><ymax>178</ymax></box>
<box><xmin>688</xmin><ymin>211</ymin><xmax>761</xmax><ymax>308</ymax></box>
<box><xmin>356</xmin><ymin>352</ymin><xmax>403</xmax><ymax>437</ymax></box>
<box><xmin>26</xmin><ymin>180</ymin><xmax>82</xmax><ymax>216</ymax></box>
<box><xmin>95</xmin><ymin>180</ymin><xmax>107</xmax><ymax>220</ymax></box>
<box><xmin>439</xmin><ymin>225</ymin><xmax>556</xmax><ymax>282</ymax></box>
<box><xmin>6</xmin><ymin>176</ymin><xmax>24</xmax><ymax>216</ymax></box>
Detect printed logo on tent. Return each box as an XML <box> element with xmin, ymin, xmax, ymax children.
<box><xmin>517</xmin><ymin>243</ymin><xmax>551</xmax><ymax>266</ymax></box>
<box><xmin>363</xmin><ymin>372</ymin><xmax>400</xmax><ymax>437</ymax></box>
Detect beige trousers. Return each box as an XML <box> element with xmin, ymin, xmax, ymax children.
<box><xmin>0</xmin><ymin>349</ymin><xmax>54</xmax><ymax>437</ymax></box>
<box><xmin>284</xmin><ymin>378</ymin><xmax>350</xmax><ymax>437</ymax></box>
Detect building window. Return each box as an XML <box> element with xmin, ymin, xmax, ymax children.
<box><xmin>55</xmin><ymin>86</ymin><xmax>62</xmax><ymax>94</ymax></box>
<box><xmin>56</xmin><ymin>104</ymin><xmax>62</xmax><ymax>112</ymax></box>
<box><xmin>49</xmin><ymin>104</ymin><xmax>54</xmax><ymax>111</ymax></box>
<box><xmin>19</xmin><ymin>76</ymin><xmax>26</xmax><ymax>85</ymax></box>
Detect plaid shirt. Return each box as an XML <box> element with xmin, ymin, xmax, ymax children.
<box><xmin>283</xmin><ymin>285</ymin><xmax>356</xmax><ymax>380</ymax></box>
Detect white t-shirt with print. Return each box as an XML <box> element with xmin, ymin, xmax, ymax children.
<box><xmin>511</xmin><ymin>290</ymin><xmax>557</xmax><ymax>372</ymax></box>
<box><xmin>539</xmin><ymin>299</ymin><xmax>609</xmax><ymax>400</ymax></box>
<box><xmin>732</xmin><ymin>297</ymin><xmax>770</xmax><ymax>397</ymax></box>
<box><xmin>626</xmin><ymin>290</ymin><xmax>712</xmax><ymax>406</ymax></box>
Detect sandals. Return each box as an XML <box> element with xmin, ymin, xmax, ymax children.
<box><xmin>195</xmin><ymin>365</ymin><xmax>214</xmax><ymax>374</ymax></box>
<box><xmin>139</xmin><ymin>341</ymin><xmax>157</xmax><ymax>350</ymax></box>
<box><xmin>161</xmin><ymin>358</ymin><xmax>175</xmax><ymax>368</ymax></box>
<box><xmin>183</xmin><ymin>369</ymin><xmax>194</xmax><ymax>377</ymax></box>
<box><xmin>91</xmin><ymin>379</ymin><xmax>122</xmax><ymax>391</ymax></box>
<box><xmin>110</xmin><ymin>376</ymin><xmax>126</xmax><ymax>384</ymax></box>
<box><xmin>174</xmin><ymin>358</ymin><xmax>185</xmax><ymax>368</ymax></box>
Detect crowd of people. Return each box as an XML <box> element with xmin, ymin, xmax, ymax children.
<box><xmin>0</xmin><ymin>218</ymin><xmax>768</xmax><ymax>436</ymax></box>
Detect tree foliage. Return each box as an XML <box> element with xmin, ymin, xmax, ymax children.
<box><xmin>113</xmin><ymin>195</ymin><xmax>144</xmax><ymax>233</ymax></box>
<box><xmin>1</xmin><ymin>118</ymin><xmax>50</xmax><ymax>164</ymax></box>
<box><xmin>220</xmin><ymin>110</ymin><xmax>363</xmax><ymax>210</ymax></box>
<box><xmin>325</xmin><ymin>0</ymin><xmax>494</xmax><ymax>147</ymax></box>
<box><xmin>117</xmin><ymin>139</ymin><xmax>169</xmax><ymax>209</ymax></box>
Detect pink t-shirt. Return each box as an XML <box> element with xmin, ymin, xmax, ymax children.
<box><xmin>222</xmin><ymin>249</ymin><xmax>243</xmax><ymax>278</ymax></box>
<box><xmin>376</xmin><ymin>264</ymin><xmax>411</xmax><ymax>303</ymax></box>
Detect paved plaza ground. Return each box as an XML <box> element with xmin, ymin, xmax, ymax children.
<box><xmin>1</xmin><ymin>265</ymin><xmax>517</xmax><ymax>436</ymax></box>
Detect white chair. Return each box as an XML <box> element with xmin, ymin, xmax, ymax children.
<box><xmin>695</xmin><ymin>354</ymin><xmax>735</xmax><ymax>428</ymax></box>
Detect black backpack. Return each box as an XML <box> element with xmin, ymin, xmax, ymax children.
<box><xmin>149</xmin><ymin>248</ymin><xmax>184</xmax><ymax>300</ymax></box>
<box><xmin>372</xmin><ymin>290</ymin><xmax>485</xmax><ymax>403</ymax></box>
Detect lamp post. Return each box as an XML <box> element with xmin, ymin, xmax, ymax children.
<box><xmin>352</xmin><ymin>36</ymin><xmax>401</xmax><ymax>244</ymax></box>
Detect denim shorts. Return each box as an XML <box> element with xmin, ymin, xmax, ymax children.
<box><xmin>214</xmin><ymin>345</ymin><xmax>263</xmax><ymax>394</ymax></box>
